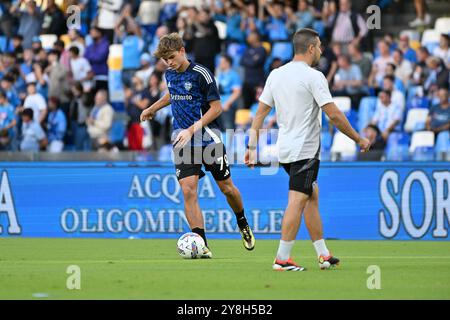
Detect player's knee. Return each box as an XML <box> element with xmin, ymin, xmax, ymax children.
<box><xmin>182</xmin><ymin>185</ymin><xmax>197</xmax><ymax>200</ymax></box>
<box><xmin>219</xmin><ymin>183</ymin><xmax>235</xmax><ymax>197</ymax></box>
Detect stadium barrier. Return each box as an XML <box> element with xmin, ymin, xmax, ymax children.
<box><xmin>0</xmin><ymin>162</ymin><xmax>449</xmax><ymax>240</ymax></box>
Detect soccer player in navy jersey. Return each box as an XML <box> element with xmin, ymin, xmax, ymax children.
<box><xmin>141</xmin><ymin>33</ymin><xmax>255</xmax><ymax>257</ymax></box>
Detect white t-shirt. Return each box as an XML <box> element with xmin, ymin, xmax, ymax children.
<box><xmin>24</xmin><ymin>93</ymin><xmax>47</xmax><ymax>123</ymax></box>
<box><xmin>70</xmin><ymin>57</ymin><xmax>93</xmax><ymax>92</ymax></box>
<box><xmin>259</xmin><ymin>61</ymin><xmax>333</xmax><ymax>163</ymax></box>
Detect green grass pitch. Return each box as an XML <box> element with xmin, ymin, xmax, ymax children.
<box><xmin>1</xmin><ymin>238</ymin><xmax>449</xmax><ymax>299</ymax></box>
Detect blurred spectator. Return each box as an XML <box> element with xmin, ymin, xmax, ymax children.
<box><xmin>217</xmin><ymin>54</ymin><xmax>241</xmax><ymax>131</ymax></box>
<box><xmin>0</xmin><ymin>1</ymin><xmax>15</xmax><ymax>38</ymax></box>
<box><xmin>263</xmin><ymin>1</ymin><xmax>290</xmax><ymax>43</ymax></box>
<box><xmin>409</xmin><ymin>0</ymin><xmax>431</xmax><ymax>27</ymax></box>
<box><xmin>97</xmin><ymin>0</ymin><xmax>124</xmax><ymax>43</ymax></box>
<box><xmin>176</xmin><ymin>11</ymin><xmax>195</xmax><ymax>58</ymax></box>
<box><xmin>382</xmin><ymin>75</ymin><xmax>406</xmax><ymax>112</ymax></box>
<box><xmin>384</xmin><ymin>63</ymin><xmax>406</xmax><ymax>94</ymax></box>
<box><xmin>425</xmin><ymin>87</ymin><xmax>450</xmax><ymax>134</ymax></box>
<box><xmin>332</xmin><ymin>54</ymin><xmax>364</xmax><ymax>108</ymax></box>
<box><xmin>19</xmin><ymin>49</ymin><xmax>34</xmax><ymax>81</ymax></box>
<box><xmin>397</xmin><ymin>34</ymin><xmax>417</xmax><ymax>64</ymax></box>
<box><xmin>46</xmin><ymin>96</ymin><xmax>67</xmax><ymax>153</ymax></box>
<box><xmin>138</xmin><ymin>0</ymin><xmax>161</xmax><ymax>42</ymax></box>
<box><xmin>433</xmin><ymin>34</ymin><xmax>450</xmax><ymax>69</ymax></box>
<box><xmin>317</xmin><ymin>41</ymin><xmax>338</xmax><ymax>83</ymax></box>
<box><xmin>69</xmin><ymin>82</ymin><xmax>93</xmax><ymax>151</ymax></box>
<box><xmin>135</xmin><ymin>53</ymin><xmax>154</xmax><ymax>85</ymax></box>
<box><xmin>20</xmin><ymin>107</ymin><xmax>47</xmax><ymax>151</ymax></box>
<box><xmin>370</xmin><ymin>90</ymin><xmax>403</xmax><ymax>142</ymax></box>
<box><xmin>192</xmin><ymin>9</ymin><xmax>221</xmax><ymax>72</ymax></box>
<box><xmin>241</xmin><ymin>1</ymin><xmax>264</xmax><ymax>37</ymax></box>
<box><xmin>348</xmin><ymin>42</ymin><xmax>372</xmax><ymax>81</ymax></box>
<box><xmin>69</xmin><ymin>46</ymin><xmax>93</xmax><ymax>93</ymax></box>
<box><xmin>392</xmin><ymin>49</ymin><xmax>413</xmax><ymax>87</ymax></box>
<box><xmin>424</xmin><ymin>57</ymin><xmax>450</xmax><ymax>95</ymax></box>
<box><xmin>67</xmin><ymin>29</ymin><xmax>86</xmax><ymax>57</ymax></box>
<box><xmin>1</xmin><ymin>75</ymin><xmax>20</xmax><ymax>109</ymax></box>
<box><xmin>291</xmin><ymin>0</ymin><xmax>314</xmax><ymax>31</ymax></box>
<box><xmin>213</xmin><ymin>1</ymin><xmax>246</xmax><ymax>44</ymax></box>
<box><xmin>12</xmin><ymin>35</ymin><xmax>25</xmax><ymax>64</ymax></box>
<box><xmin>116</xmin><ymin>4</ymin><xmax>144</xmax><ymax>87</ymax></box>
<box><xmin>84</xmin><ymin>27</ymin><xmax>110</xmax><ymax>93</ymax></box>
<box><xmin>45</xmin><ymin>50</ymin><xmax>70</xmax><ymax>115</ymax></box>
<box><xmin>53</xmin><ymin>40</ymin><xmax>71</xmax><ymax>72</ymax></box>
<box><xmin>411</xmin><ymin>47</ymin><xmax>430</xmax><ymax>86</ymax></box>
<box><xmin>358</xmin><ymin>124</ymin><xmax>385</xmax><ymax>161</ymax></box>
<box><xmin>86</xmin><ymin>90</ymin><xmax>114</xmax><ymax>149</ymax></box>
<box><xmin>370</xmin><ymin>40</ymin><xmax>394</xmax><ymax>85</ymax></box>
<box><xmin>0</xmin><ymin>90</ymin><xmax>16</xmax><ymax>151</ymax></box>
<box><xmin>325</xmin><ymin>0</ymin><xmax>368</xmax><ymax>48</ymax></box>
<box><xmin>40</xmin><ymin>0</ymin><xmax>67</xmax><ymax>37</ymax></box>
<box><xmin>149</xmin><ymin>25</ymin><xmax>169</xmax><ymax>57</ymax></box>
<box><xmin>10</xmin><ymin>0</ymin><xmax>43</xmax><ymax>49</ymax></box>
<box><xmin>240</xmin><ymin>31</ymin><xmax>267</xmax><ymax>109</ymax></box>
<box><xmin>22</xmin><ymin>81</ymin><xmax>47</xmax><ymax>125</ymax></box>
<box><xmin>124</xmin><ymin>76</ymin><xmax>150</xmax><ymax>151</ymax></box>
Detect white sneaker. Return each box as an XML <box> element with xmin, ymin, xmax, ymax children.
<box><xmin>424</xmin><ymin>14</ymin><xmax>431</xmax><ymax>25</ymax></box>
<box><xmin>409</xmin><ymin>17</ymin><xmax>424</xmax><ymax>27</ymax></box>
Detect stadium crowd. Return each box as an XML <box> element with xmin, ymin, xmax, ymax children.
<box><xmin>0</xmin><ymin>0</ymin><xmax>448</xmax><ymax>161</ymax></box>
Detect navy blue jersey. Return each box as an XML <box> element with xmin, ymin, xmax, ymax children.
<box><xmin>165</xmin><ymin>61</ymin><xmax>222</xmax><ymax>146</ymax></box>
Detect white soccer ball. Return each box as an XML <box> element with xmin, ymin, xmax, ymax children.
<box><xmin>176</xmin><ymin>232</ymin><xmax>205</xmax><ymax>259</ymax></box>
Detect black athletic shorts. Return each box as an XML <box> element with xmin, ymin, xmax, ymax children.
<box><xmin>173</xmin><ymin>143</ymin><xmax>231</xmax><ymax>181</ymax></box>
<box><xmin>280</xmin><ymin>158</ymin><xmax>320</xmax><ymax>196</ymax></box>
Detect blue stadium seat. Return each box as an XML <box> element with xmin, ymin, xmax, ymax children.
<box><xmin>412</xmin><ymin>146</ymin><xmax>435</xmax><ymax>161</ymax></box>
<box><xmin>109</xmin><ymin>120</ymin><xmax>126</xmax><ymax>144</ymax></box>
<box><xmin>435</xmin><ymin>131</ymin><xmax>450</xmax><ymax>160</ymax></box>
<box><xmin>226</xmin><ymin>43</ymin><xmax>247</xmax><ymax>67</ymax></box>
<box><xmin>321</xmin><ymin>131</ymin><xmax>333</xmax><ymax>151</ymax></box>
<box><xmin>0</xmin><ymin>36</ymin><xmax>8</xmax><ymax>52</ymax></box>
<box><xmin>313</xmin><ymin>20</ymin><xmax>325</xmax><ymax>37</ymax></box>
<box><xmin>357</xmin><ymin>97</ymin><xmax>377</xmax><ymax>132</ymax></box>
<box><xmin>385</xmin><ymin>132</ymin><xmax>411</xmax><ymax>161</ymax></box>
<box><xmin>271</xmin><ymin>42</ymin><xmax>293</xmax><ymax>62</ymax></box>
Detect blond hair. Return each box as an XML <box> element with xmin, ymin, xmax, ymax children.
<box><xmin>154</xmin><ymin>33</ymin><xmax>184</xmax><ymax>59</ymax></box>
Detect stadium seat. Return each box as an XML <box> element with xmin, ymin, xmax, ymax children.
<box><xmin>0</xmin><ymin>36</ymin><xmax>9</xmax><ymax>52</ymax></box>
<box><xmin>40</xmin><ymin>34</ymin><xmax>58</xmax><ymax>50</ymax></box>
<box><xmin>226</xmin><ymin>43</ymin><xmax>247</xmax><ymax>67</ymax></box>
<box><xmin>403</xmin><ymin>108</ymin><xmax>429</xmax><ymax>132</ymax></box>
<box><xmin>357</xmin><ymin>97</ymin><xmax>377</xmax><ymax>132</ymax></box>
<box><xmin>434</xmin><ymin>17</ymin><xmax>450</xmax><ymax>35</ymax></box>
<box><xmin>386</xmin><ymin>132</ymin><xmax>411</xmax><ymax>161</ymax></box>
<box><xmin>333</xmin><ymin>96</ymin><xmax>352</xmax><ymax>114</ymax></box>
<box><xmin>235</xmin><ymin>109</ymin><xmax>252</xmax><ymax>128</ymax></box>
<box><xmin>435</xmin><ymin>130</ymin><xmax>450</xmax><ymax>160</ymax></box>
<box><xmin>421</xmin><ymin>29</ymin><xmax>441</xmax><ymax>45</ymax></box>
<box><xmin>215</xmin><ymin>21</ymin><xmax>227</xmax><ymax>40</ymax></box>
<box><xmin>409</xmin><ymin>131</ymin><xmax>435</xmax><ymax>153</ymax></box>
<box><xmin>331</xmin><ymin>131</ymin><xmax>357</xmax><ymax>161</ymax></box>
<box><xmin>271</xmin><ymin>42</ymin><xmax>293</xmax><ymax>62</ymax></box>
<box><xmin>158</xmin><ymin>144</ymin><xmax>174</xmax><ymax>162</ymax></box>
<box><xmin>412</xmin><ymin>146</ymin><xmax>435</xmax><ymax>161</ymax></box>
<box><xmin>321</xmin><ymin>131</ymin><xmax>333</xmax><ymax>151</ymax></box>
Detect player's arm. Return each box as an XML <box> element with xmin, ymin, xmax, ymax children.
<box><xmin>140</xmin><ymin>92</ymin><xmax>170</xmax><ymax>122</ymax></box>
<box><xmin>247</xmin><ymin>101</ymin><xmax>272</xmax><ymax>148</ymax></box>
<box><xmin>174</xmin><ymin>100</ymin><xmax>222</xmax><ymax>147</ymax></box>
<box><xmin>322</xmin><ymin>102</ymin><xmax>370</xmax><ymax>152</ymax></box>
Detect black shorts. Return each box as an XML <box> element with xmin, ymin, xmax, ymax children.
<box><xmin>174</xmin><ymin>143</ymin><xmax>231</xmax><ymax>181</ymax></box>
<box><xmin>281</xmin><ymin>158</ymin><xmax>320</xmax><ymax>196</ymax></box>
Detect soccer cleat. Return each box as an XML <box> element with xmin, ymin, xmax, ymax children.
<box><xmin>318</xmin><ymin>254</ymin><xmax>340</xmax><ymax>270</ymax></box>
<box><xmin>239</xmin><ymin>225</ymin><xmax>255</xmax><ymax>251</ymax></box>
<box><xmin>272</xmin><ymin>258</ymin><xmax>306</xmax><ymax>271</ymax></box>
<box><xmin>200</xmin><ymin>246</ymin><xmax>213</xmax><ymax>259</ymax></box>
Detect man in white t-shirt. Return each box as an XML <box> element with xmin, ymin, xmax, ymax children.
<box><xmin>245</xmin><ymin>28</ymin><xmax>370</xmax><ymax>271</ymax></box>
<box><xmin>23</xmin><ymin>82</ymin><xmax>47</xmax><ymax>125</ymax></box>
<box><xmin>69</xmin><ymin>46</ymin><xmax>93</xmax><ymax>92</ymax></box>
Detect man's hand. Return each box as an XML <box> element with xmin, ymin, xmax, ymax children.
<box><xmin>244</xmin><ymin>148</ymin><xmax>257</xmax><ymax>168</ymax></box>
<box><xmin>358</xmin><ymin>137</ymin><xmax>371</xmax><ymax>152</ymax></box>
<box><xmin>140</xmin><ymin>107</ymin><xmax>155</xmax><ymax>122</ymax></box>
<box><xmin>173</xmin><ymin>129</ymin><xmax>193</xmax><ymax>149</ymax></box>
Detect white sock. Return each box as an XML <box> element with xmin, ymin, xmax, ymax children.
<box><xmin>276</xmin><ymin>240</ymin><xmax>295</xmax><ymax>261</ymax></box>
<box><xmin>313</xmin><ymin>239</ymin><xmax>330</xmax><ymax>257</ymax></box>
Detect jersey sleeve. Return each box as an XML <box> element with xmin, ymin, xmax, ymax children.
<box><xmin>311</xmin><ymin>71</ymin><xmax>333</xmax><ymax>108</ymax></box>
<box><xmin>198</xmin><ymin>69</ymin><xmax>221</xmax><ymax>102</ymax></box>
